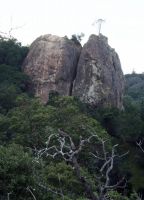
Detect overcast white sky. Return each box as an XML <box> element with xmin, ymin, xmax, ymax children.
<box><xmin>0</xmin><ymin>0</ymin><xmax>144</xmax><ymax>74</ymax></box>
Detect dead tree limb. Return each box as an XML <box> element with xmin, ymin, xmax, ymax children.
<box><xmin>26</xmin><ymin>187</ymin><xmax>37</xmax><ymax>200</ymax></box>
<box><xmin>36</xmin><ymin>130</ymin><xmax>127</xmax><ymax>200</ymax></box>
<box><xmin>36</xmin><ymin>131</ymin><xmax>98</xmax><ymax>200</ymax></box>
<box><xmin>136</xmin><ymin>140</ymin><xmax>144</xmax><ymax>153</ymax></box>
<box><xmin>91</xmin><ymin>137</ymin><xmax>128</xmax><ymax>200</ymax></box>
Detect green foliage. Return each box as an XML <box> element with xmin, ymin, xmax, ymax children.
<box><xmin>0</xmin><ymin>64</ymin><xmax>29</xmax><ymax>87</ymax></box>
<box><xmin>0</xmin><ymin>64</ymin><xmax>30</xmax><ymax>111</ymax></box>
<box><xmin>38</xmin><ymin>161</ymin><xmax>84</xmax><ymax>199</ymax></box>
<box><xmin>0</xmin><ymin>36</ymin><xmax>30</xmax><ymax>112</ymax></box>
<box><xmin>0</xmin><ymin>143</ymin><xmax>34</xmax><ymax>199</ymax></box>
<box><xmin>107</xmin><ymin>191</ymin><xmax>129</xmax><ymax>200</ymax></box>
<box><xmin>47</xmin><ymin>96</ymin><xmax>107</xmax><ymax>140</ymax></box>
<box><xmin>0</xmin><ymin>95</ymin><xmax>107</xmax><ymax>149</ymax></box>
<box><xmin>122</xmin><ymin>145</ymin><xmax>144</xmax><ymax>191</ymax></box>
<box><xmin>0</xmin><ymin>38</ymin><xmax>28</xmax><ymax>68</ymax></box>
<box><xmin>0</xmin><ymin>94</ymin><xmax>112</xmax><ymax>199</ymax></box>
<box><xmin>5</xmin><ymin>97</ymin><xmax>50</xmax><ymax>147</ymax></box>
<box><xmin>129</xmin><ymin>191</ymin><xmax>142</xmax><ymax>200</ymax></box>
<box><xmin>125</xmin><ymin>73</ymin><xmax>144</xmax><ymax>103</ymax></box>
<box><xmin>92</xmin><ymin>103</ymin><xmax>144</xmax><ymax>142</ymax></box>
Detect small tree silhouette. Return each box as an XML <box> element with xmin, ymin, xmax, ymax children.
<box><xmin>92</xmin><ymin>19</ymin><xmax>105</xmax><ymax>35</ymax></box>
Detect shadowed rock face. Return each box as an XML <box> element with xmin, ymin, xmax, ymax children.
<box><xmin>23</xmin><ymin>34</ymin><xmax>81</xmax><ymax>103</ymax></box>
<box><xmin>72</xmin><ymin>34</ymin><xmax>124</xmax><ymax>109</ymax></box>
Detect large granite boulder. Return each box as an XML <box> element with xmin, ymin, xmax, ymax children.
<box><xmin>23</xmin><ymin>33</ymin><xmax>124</xmax><ymax>109</ymax></box>
<box><xmin>23</xmin><ymin>34</ymin><xmax>81</xmax><ymax>103</ymax></box>
<box><xmin>73</xmin><ymin>34</ymin><xmax>124</xmax><ymax>109</ymax></box>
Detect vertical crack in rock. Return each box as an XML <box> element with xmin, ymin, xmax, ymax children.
<box><xmin>69</xmin><ymin>52</ymin><xmax>81</xmax><ymax>96</ymax></box>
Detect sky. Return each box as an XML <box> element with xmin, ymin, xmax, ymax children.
<box><xmin>0</xmin><ymin>0</ymin><xmax>144</xmax><ymax>74</ymax></box>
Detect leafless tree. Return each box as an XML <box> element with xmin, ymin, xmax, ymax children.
<box><xmin>92</xmin><ymin>19</ymin><xmax>105</xmax><ymax>35</ymax></box>
<box><xmin>91</xmin><ymin>139</ymin><xmax>128</xmax><ymax>200</ymax></box>
<box><xmin>36</xmin><ymin>131</ymin><xmax>97</xmax><ymax>200</ymax></box>
<box><xmin>35</xmin><ymin>130</ymin><xmax>127</xmax><ymax>200</ymax></box>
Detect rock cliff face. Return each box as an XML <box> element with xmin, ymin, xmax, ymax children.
<box><xmin>73</xmin><ymin>34</ymin><xmax>124</xmax><ymax>109</ymax></box>
<box><xmin>23</xmin><ymin>34</ymin><xmax>81</xmax><ymax>103</ymax></box>
<box><xmin>23</xmin><ymin>34</ymin><xmax>124</xmax><ymax>109</ymax></box>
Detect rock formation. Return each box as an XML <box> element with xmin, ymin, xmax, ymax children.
<box><xmin>23</xmin><ymin>33</ymin><xmax>124</xmax><ymax>109</ymax></box>
<box><xmin>73</xmin><ymin>34</ymin><xmax>124</xmax><ymax>109</ymax></box>
<box><xmin>23</xmin><ymin>34</ymin><xmax>81</xmax><ymax>103</ymax></box>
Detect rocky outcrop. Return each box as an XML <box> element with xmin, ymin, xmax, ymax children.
<box><xmin>23</xmin><ymin>34</ymin><xmax>81</xmax><ymax>103</ymax></box>
<box><xmin>23</xmin><ymin>33</ymin><xmax>124</xmax><ymax>109</ymax></box>
<box><xmin>73</xmin><ymin>34</ymin><xmax>124</xmax><ymax>109</ymax></box>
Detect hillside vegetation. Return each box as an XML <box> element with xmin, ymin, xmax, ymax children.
<box><xmin>0</xmin><ymin>37</ymin><xmax>144</xmax><ymax>200</ymax></box>
<box><xmin>125</xmin><ymin>73</ymin><xmax>144</xmax><ymax>102</ymax></box>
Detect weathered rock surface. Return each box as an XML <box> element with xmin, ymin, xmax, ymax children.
<box><xmin>23</xmin><ymin>34</ymin><xmax>81</xmax><ymax>103</ymax></box>
<box><xmin>73</xmin><ymin>34</ymin><xmax>124</xmax><ymax>109</ymax></box>
<box><xmin>23</xmin><ymin>33</ymin><xmax>124</xmax><ymax>109</ymax></box>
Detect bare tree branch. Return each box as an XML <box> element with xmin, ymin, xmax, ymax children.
<box><xmin>89</xmin><ymin>138</ymin><xmax>127</xmax><ymax>199</ymax></box>
<box><xmin>35</xmin><ymin>132</ymin><xmax>98</xmax><ymax>200</ymax></box>
<box><xmin>35</xmin><ymin>130</ymin><xmax>127</xmax><ymax>200</ymax></box>
<box><xmin>7</xmin><ymin>192</ymin><xmax>12</xmax><ymax>200</ymax></box>
<box><xmin>27</xmin><ymin>187</ymin><xmax>37</xmax><ymax>200</ymax></box>
<box><xmin>136</xmin><ymin>140</ymin><xmax>144</xmax><ymax>153</ymax></box>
